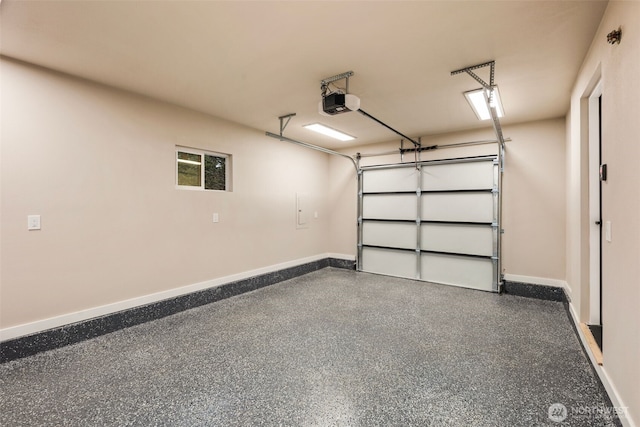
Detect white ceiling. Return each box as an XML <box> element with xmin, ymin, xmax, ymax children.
<box><xmin>0</xmin><ymin>1</ymin><xmax>608</xmax><ymax>149</ymax></box>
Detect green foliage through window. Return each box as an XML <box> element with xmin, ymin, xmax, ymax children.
<box><xmin>204</xmin><ymin>155</ymin><xmax>226</xmax><ymax>191</ymax></box>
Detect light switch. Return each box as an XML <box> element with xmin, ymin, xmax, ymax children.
<box><xmin>314</xmin><ymin>211</ymin><xmax>318</xmax><ymax>219</ymax></box>
<box><xmin>605</xmin><ymin>221</ymin><xmax>612</xmax><ymax>242</ymax></box>
<box><xmin>213</xmin><ymin>213</ymin><xmax>219</xmax><ymax>223</ymax></box>
<box><xmin>28</xmin><ymin>215</ymin><xmax>41</xmax><ymax>230</ymax></box>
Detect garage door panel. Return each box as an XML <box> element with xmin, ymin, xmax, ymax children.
<box><xmin>421</xmin><ymin>224</ymin><xmax>493</xmax><ymax>256</ymax></box>
<box><xmin>359</xmin><ymin>157</ymin><xmax>499</xmax><ymax>292</ymax></box>
<box><xmin>422</xmin><ymin>161</ymin><xmax>495</xmax><ymax>191</ymax></box>
<box><xmin>363</xmin><ymin>168</ymin><xmax>419</xmax><ymax>193</ymax></box>
<box><xmin>362</xmin><ymin>247</ymin><xmax>416</xmax><ymax>279</ymax></box>
<box><xmin>420</xmin><ymin>254</ymin><xmax>494</xmax><ymax>292</ymax></box>
<box><xmin>421</xmin><ymin>193</ymin><xmax>494</xmax><ymax>223</ymax></box>
<box><xmin>363</xmin><ymin>194</ymin><xmax>417</xmax><ymax>220</ymax></box>
<box><xmin>363</xmin><ymin>222</ymin><xmax>416</xmax><ymax>249</ymax></box>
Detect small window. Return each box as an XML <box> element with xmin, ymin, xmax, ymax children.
<box><xmin>176</xmin><ymin>147</ymin><xmax>230</xmax><ymax>191</ymax></box>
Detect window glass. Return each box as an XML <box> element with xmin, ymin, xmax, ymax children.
<box><xmin>204</xmin><ymin>155</ymin><xmax>226</xmax><ymax>191</ymax></box>
<box><xmin>177</xmin><ymin>151</ymin><xmax>202</xmax><ymax>187</ymax></box>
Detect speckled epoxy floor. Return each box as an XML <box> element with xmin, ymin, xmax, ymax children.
<box><xmin>0</xmin><ymin>268</ymin><xmax>619</xmax><ymax>426</ymax></box>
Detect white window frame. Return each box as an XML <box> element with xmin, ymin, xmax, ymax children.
<box><xmin>175</xmin><ymin>146</ymin><xmax>231</xmax><ymax>192</ymax></box>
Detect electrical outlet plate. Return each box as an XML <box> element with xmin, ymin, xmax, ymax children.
<box><xmin>28</xmin><ymin>215</ymin><xmax>41</xmax><ymax>230</ymax></box>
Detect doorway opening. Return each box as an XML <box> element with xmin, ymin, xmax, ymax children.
<box><xmin>588</xmin><ymin>81</ymin><xmax>603</xmax><ymax>351</ymax></box>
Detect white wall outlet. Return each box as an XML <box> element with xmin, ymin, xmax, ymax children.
<box><xmin>314</xmin><ymin>211</ymin><xmax>318</xmax><ymax>219</ymax></box>
<box><xmin>28</xmin><ymin>215</ymin><xmax>41</xmax><ymax>230</ymax></box>
<box><xmin>605</xmin><ymin>221</ymin><xmax>612</xmax><ymax>242</ymax></box>
<box><xmin>213</xmin><ymin>213</ymin><xmax>219</xmax><ymax>223</ymax></box>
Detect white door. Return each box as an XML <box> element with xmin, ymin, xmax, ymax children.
<box><xmin>358</xmin><ymin>156</ymin><xmax>499</xmax><ymax>292</ymax></box>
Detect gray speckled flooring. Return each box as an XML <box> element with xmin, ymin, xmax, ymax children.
<box><xmin>0</xmin><ymin>268</ymin><xmax>618</xmax><ymax>426</ymax></box>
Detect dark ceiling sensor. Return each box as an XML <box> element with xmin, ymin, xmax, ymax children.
<box><xmin>606</xmin><ymin>27</ymin><xmax>621</xmax><ymax>45</ymax></box>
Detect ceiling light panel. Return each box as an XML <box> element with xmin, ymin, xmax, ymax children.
<box><xmin>303</xmin><ymin>123</ymin><xmax>355</xmax><ymax>141</ymax></box>
<box><xmin>464</xmin><ymin>87</ymin><xmax>504</xmax><ymax>120</ymax></box>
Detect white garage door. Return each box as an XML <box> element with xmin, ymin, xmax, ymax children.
<box><xmin>358</xmin><ymin>156</ymin><xmax>500</xmax><ymax>292</ymax></box>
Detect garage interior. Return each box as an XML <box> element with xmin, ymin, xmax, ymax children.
<box><xmin>0</xmin><ymin>1</ymin><xmax>638</xmax><ymax>426</ymax></box>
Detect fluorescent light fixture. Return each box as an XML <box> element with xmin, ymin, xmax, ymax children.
<box><xmin>303</xmin><ymin>123</ymin><xmax>355</xmax><ymax>141</ymax></box>
<box><xmin>464</xmin><ymin>87</ymin><xmax>504</xmax><ymax>120</ymax></box>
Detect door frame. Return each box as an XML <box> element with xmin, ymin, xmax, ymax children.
<box><xmin>588</xmin><ymin>80</ymin><xmax>603</xmax><ymax>326</ymax></box>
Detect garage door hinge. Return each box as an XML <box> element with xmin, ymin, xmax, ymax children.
<box><xmin>491</xmin><ymin>187</ymin><xmax>499</xmax><ymax>193</ymax></box>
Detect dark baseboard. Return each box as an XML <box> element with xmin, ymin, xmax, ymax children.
<box><xmin>0</xmin><ymin>257</ymin><xmax>354</xmax><ymax>363</ymax></box>
<box><xmin>502</xmin><ymin>280</ymin><xmax>565</xmax><ymax>302</ymax></box>
<box><xmin>329</xmin><ymin>257</ymin><xmax>356</xmax><ymax>270</ymax></box>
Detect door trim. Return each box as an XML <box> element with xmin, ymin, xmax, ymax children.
<box><xmin>588</xmin><ymin>81</ymin><xmax>603</xmax><ymax>326</ymax></box>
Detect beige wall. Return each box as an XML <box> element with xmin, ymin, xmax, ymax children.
<box><xmin>0</xmin><ymin>58</ymin><xmax>330</xmax><ymax>330</ymax></box>
<box><xmin>329</xmin><ymin>119</ymin><xmax>567</xmax><ymax>283</ymax></box>
<box><xmin>567</xmin><ymin>1</ymin><xmax>640</xmax><ymax>424</ymax></box>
